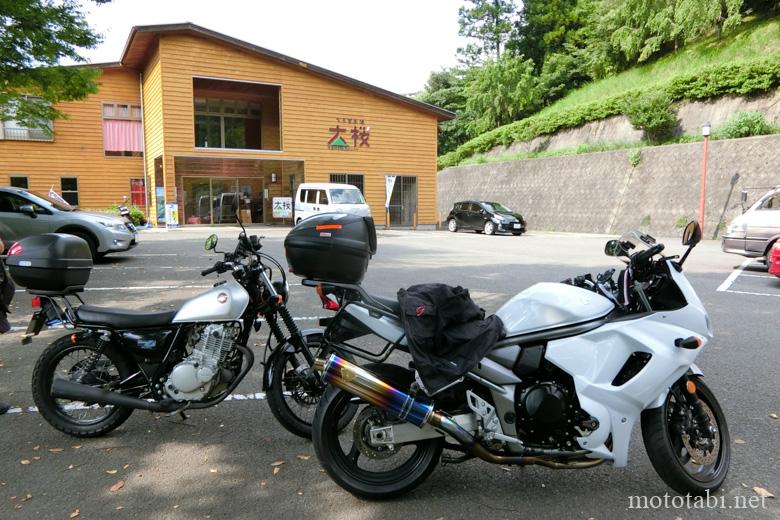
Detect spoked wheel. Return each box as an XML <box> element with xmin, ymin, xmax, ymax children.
<box><xmin>483</xmin><ymin>221</ymin><xmax>496</xmax><ymax>235</ymax></box>
<box><xmin>32</xmin><ymin>333</ymin><xmax>134</xmax><ymax>437</ymax></box>
<box><xmin>641</xmin><ymin>378</ymin><xmax>730</xmax><ymax>495</ymax></box>
<box><xmin>447</xmin><ymin>219</ymin><xmax>458</xmax><ymax>232</ymax></box>
<box><xmin>312</xmin><ymin>387</ymin><xmax>443</xmax><ymax>499</ymax></box>
<box><xmin>266</xmin><ymin>333</ymin><xmax>355</xmax><ymax>438</ymax></box>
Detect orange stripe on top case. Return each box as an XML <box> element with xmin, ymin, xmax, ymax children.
<box><xmin>315</xmin><ymin>224</ymin><xmax>342</xmax><ymax>230</ymax></box>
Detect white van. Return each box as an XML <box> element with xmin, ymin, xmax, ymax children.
<box><xmin>722</xmin><ymin>186</ymin><xmax>780</xmax><ymax>258</ymax></box>
<box><xmin>294</xmin><ymin>183</ymin><xmax>371</xmax><ymax>223</ymax></box>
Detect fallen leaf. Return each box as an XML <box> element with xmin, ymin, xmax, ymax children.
<box><xmin>770</xmin><ymin>413</ymin><xmax>779</xmax><ymax>420</ymax></box>
<box><xmin>273</xmin><ymin>466</ymin><xmax>281</xmax><ymax>475</ymax></box>
<box><xmin>70</xmin><ymin>509</ymin><xmax>80</xmax><ymax>518</ymax></box>
<box><xmin>123</xmin><ymin>464</ymin><xmax>130</xmax><ymax>469</ymax></box>
<box><xmin>297</xmin><ymin>491</ymin><xmax>303</xmax><ymax>496</ymax></box>
<box><xmin>209</xmin><ymin>469</ymin><xmax>218</xmax><ymax>474</ymax></box>
<box><xmin>270</xmin><ymin>460</ymin><xmax>285</xmax><ymax>467</ymax></box>
<box><xmin>173</xmin><ymin>505</ymin><xmax>180</xmax><ymax>509</ymax></box>
<box><xmin>110</xmin><ymin>480</ymin><xmax>125</xmax><ymax>492</ymax></box>
<box><xmin>137</xmin><ymin>473</ymin><xmax>143</xmax><ymax>478</ymax></box>
<box><xmin>435</xmin><ymin>517</ymin><xmax>445</xmax><ymax>520</ymax></box>
<box><xmin>296</xmin><ymin>454</ymin><xmax>310</xmax><ymax>461</ymax></box>
<box><xmin>753</xmin><ymin>486</ymin><xmax>775</xmax><ymax>498</ymax></box>
<box><xmin>32</xmin><ymin>445</ymin><xmax>39</xmax><ymax>451</ymax></box>
<box><xmin>48</xmin><ymin>448</ymin><xmax>64</xmax><ymax>453</ymax></box>
<box><xmin>21</xmin><ymin>494</ymin><xmax>32</xmax><ymax>502</ymax></box>
<box><xmin>68</xmin><ymin>464</ymin><xmax>75</xmax><ymax>470</ymax></box>
<box><xmin>115</xmin><ymin>506</ymin><xmax>124</xmax><ymax>510</ymax></box>
<box><xmin>106</xmin><ymin>470</ymin><xmax>118</xmax><ymax>475</ymax></box>
<box><xmin>260</xmin><ymin>480</ymin><xmax>267</xmax><ymax>488</ymax></box>
<box><xmin>14</xmin><ymin>504</ymin><xmax>22</xmax><ymax>510</ymax></box>
<box><xmin>20</xmin><ymin>459</ymin><xmax>31</xmax><ymax>465</ymax></box>
<box><xmin>500</xmin><ymin>467</ymin><xmax>510</xmax><ymax>472</ymax></box>
<box><xmin>674</xmin><ymin>517</ymin><xmax>683</xmax><ymax>520</ymax></box>
<box><xmin>734</xmin><ymin>438</ymin><xmax>746</xmax><ymax>444</ymax></box>
<box><xmin>72</xmin><ymin>445</ymin><xmax>82</xmax><ymax>449</ymax></box>
<box><xmin>33</xmin><ymin>456</ymin><xmax>41</xmax><ymax>461</ymax></box>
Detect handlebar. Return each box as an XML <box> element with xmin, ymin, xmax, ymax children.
<box><xmin>632</xmin><ymin>243</ymin><xmax>665</xmax><ymax>267</ymax></box>
<box><xmin>201</xmin><ymin>262</ymin><xmax>224</xmax><ymax>276</ymax></box>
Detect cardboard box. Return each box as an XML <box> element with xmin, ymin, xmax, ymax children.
<box><xmin>239</xmin><ymin>209</ymin><xmax>252</xmax><ymax>224</ymax></box>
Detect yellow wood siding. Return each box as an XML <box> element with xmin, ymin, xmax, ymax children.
<box><xmin>155</xmin><ymin>34</ymin><xmax>438</xmax><ymax>224</ymax></box>
<box><xmin>142</xmin><ymin>47</ymin><xmax>165</xmax><ymax>216</ymax></box>
<box><xmin>0</xmin><ymin>68</ymin><xmax>144</xmax><ymax>210</ymax></box>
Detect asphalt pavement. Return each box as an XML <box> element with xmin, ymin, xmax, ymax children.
<box><xmin>1</xmin><ymin>227</ymin><xmax>778</xmax><ymax>519</ymax></box>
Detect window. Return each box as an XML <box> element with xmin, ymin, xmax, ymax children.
<box><xmin>0</xmin><ymin>192</ymin><xmax>45</xmax><ymax>213</ymax></box>
<box><xmin>194</xmin><ymin>97</ymin><xmax>262</xmax><ymax>149</ymax></box>
<box><xmin>330</xmin><ymin>173</ymin><xmax>365</xmax><ymax>194</ymax></box>
<box><xmin>10</xmin><ymin>176</ymin><xmax>28</xmax><ymax>189</ymax></box>
<box><xmin>60</xmin><ymin>177</ymin><xmax>79</xmax><ymax>206</ymax></box>
<box><xmin>0</xmin><ymin>96</ymin><xmax>53</xmax><ymax>141</ymax></box>
<box><xmin>329</xmin><ymin>188</ymin><xmax>365</xmax><ymax>204</ymax></box>
<box><xmin>318</xmin><ymin>190</ymin><xmax>329</xmax><ymax>205</ymax></box>
<box><xmin>760</xmin><ymin>193</ymin><xmax>780</xmax><ymax>210</ymax></box>
<box><xmin>130</xmin><ymin>178</ymin><xmax>146</xmax><ymax>208</ymax></box>
<box><xmin>305</xmin><ymin>190</ymin><xmax>317</xmax><ymax>204</ymax></box>
<box><xmin>103</xmin><ymin>102</ymin><xmax>143</xmax><ymax>157</ymax></box>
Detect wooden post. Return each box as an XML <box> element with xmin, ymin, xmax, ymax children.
<box><xmin>386</xmin><ymin>207</ymin><xmax>390</xmax><ymax>230</ymax></box>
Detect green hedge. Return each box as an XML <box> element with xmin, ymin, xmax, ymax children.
<box><xmin>439</xmin><ymin>54</ymin><xmax>780</xmax><ymax>170</ymax></box>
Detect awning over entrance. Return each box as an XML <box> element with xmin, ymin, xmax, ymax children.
<box><xmin>174</xmin><ymin>156</ymin><xmax>303</xmax><ymax>225</ymax></box>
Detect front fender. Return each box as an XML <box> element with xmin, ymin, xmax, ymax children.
<box><xmin>647</xmin><ymin>363</ymin><xmax>704</xmax><ymax>410</ymax></box>
<box><xmin>261</xmin><ymin>328</ymin><xmax>324</xmax><ymax>391</ymax></box>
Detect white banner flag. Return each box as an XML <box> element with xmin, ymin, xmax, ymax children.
<box><xmin>48</xmin><ymin>188</ymin><xmax>69</xmax><ymax>206</ymax></box>
<box><xmin>385</xmin><ymin>175</ymin><xmax>396</xmax><ymax>208</ymax></box>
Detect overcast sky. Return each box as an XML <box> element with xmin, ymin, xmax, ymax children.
<box><xmin>77</xmin><ymin>0</ymin><xmax>471</xmax><ymax>94</ymax></box>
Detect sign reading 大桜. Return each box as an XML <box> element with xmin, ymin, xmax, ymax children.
<box><xmin>272</xmin><ymin>197</ymin><xmax>293</xmax><ymax>219</ymax></box>
<box><xmin>328</xmin><ymin>117</ymin><xmax>370</xmax><ymax>150</ymax></box>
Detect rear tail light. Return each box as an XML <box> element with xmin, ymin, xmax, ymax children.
<box><xmin>316</xmin><ymin>284</ymin><xmax>341</xmax><ymax>311</ymax></box>
<box><xmin>31</xmin><ymin>296</ymin><xmax>41</xmax><ymax>308</ymax></box>
<box><xmin>7</xmin><ymin>242</ymin><xmax>22</xmax><ymax>256</ymax></box>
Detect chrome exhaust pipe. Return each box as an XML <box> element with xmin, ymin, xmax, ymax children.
<box><xmin>51</xmin><ymin>379</ymin><xmax>175</xmax><ymax>412</ymax></box>
<box><xmin>315</xmin><ymin>354</ymin><xmax>604</xmax><ymax>469</ymax></box>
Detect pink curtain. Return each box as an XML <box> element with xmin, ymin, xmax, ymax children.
<box><xmin>103</xmin><ymin>119</ymin><xmax>143</xmax><ymax>152</ymax></box>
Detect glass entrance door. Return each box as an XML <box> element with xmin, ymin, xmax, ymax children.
<box><xmin>388</xmin><ymin>176</ymin><xmax>418</xmax><ymax>227</ymax></box>
<box><xmin>181</xmin><ymin>177</ymin><xmax>266</xmax><ymax>225</ymax></box>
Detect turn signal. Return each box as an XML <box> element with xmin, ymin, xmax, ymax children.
<box><xmin>31</xmin><ymin>296</ymin><xmax>41</xmax><ymax>308</ymax></box>
<box><xmin>686</xmin><ymin>380</ymin><xmax>697</xmax><ymax>394</ymax></box>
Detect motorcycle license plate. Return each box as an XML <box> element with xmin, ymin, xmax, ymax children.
<box><xmin>513</xmin><ymin>224</ymin><xmax>521</xmax><ymax>229</ymax></box>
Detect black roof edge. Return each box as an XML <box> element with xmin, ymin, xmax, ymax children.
<box><xmin>121</xmin><ymin>22</ymin><xmax>455</xmax><ymax>121</ymax></box>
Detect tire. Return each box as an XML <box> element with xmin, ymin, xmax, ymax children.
<box><xmin>512</xmin><ymin>232</ymin><xmax>523</xmax><ymax>236</ymax></box>
<box><xmin>312</xmin><ymin>386</ymin><xmax>443</xmax><ymax>499</ymax></box>
<box><xmin>66</xmin><ymin>230</ymin><xmax>98</xmax><ymax>260</ymax></box>
<box><xmin>32</xmin><ymin>332</ymin><xmax>135</xmax><ymax>438</ymax></box>
<box><xmin>483</xmin><ymin>221</ymin><xmax>496</xmax><ymax>235</ymax></box>
<box><xmin>296</xmin><ymin>218</ymin><xmax>302</xmax><ymax>225</ymax></box>
<box><xmin>641</xmin><ymin>378</ymin><xmax>730</xmax><ymax>496</ymax></box>
<box><xmin>447</xmin><ymin>219</ymin><xmax>458</xmax><ymax>232</ymax></box>
<box><xmin>266</xmin><ymin>332</ymin><xmax>354</xmax><ymax>438</ymax></box>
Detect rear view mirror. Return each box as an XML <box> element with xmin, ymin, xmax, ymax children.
<box><xmin>19</xmin><ymin>204</ymin><xmax>37</xmax><ymax>218</ymax></box>
<box><xmin>682</xmin><ymin>221</ymin><xmax>702</xmax><ymax>246</ymax></box>
<box><xmin>605</xmin><ymin>240</ymin><xmax>623</xmax><ymax>257</ymax></box>
<box><xmin>204</xmin><ymin>234</ymin><xmax>218</xmax><ymax>251</ymax></box>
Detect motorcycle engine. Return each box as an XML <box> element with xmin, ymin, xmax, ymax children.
<box><xmin>164</xmin><ymin>323</ymin><xmax>240</xmax><ymax>401</ymax></box>
<box><xmin>516</xmin><ymin>381</ymin><xmax>579</xmax><ymax>449</ymax></box>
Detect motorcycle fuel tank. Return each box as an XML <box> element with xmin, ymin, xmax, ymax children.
<box><xmin>172</xmin><ymin>278</ymin><xmax>250</xmax><ymax>323</ymax></box>
<box><xmin>496</xmin><ymin>282</ymin><xmax>614</xmax><ymax>337</ymax></box>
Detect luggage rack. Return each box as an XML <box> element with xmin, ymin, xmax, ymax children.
<box><xmin>21</xmin><ymin>289</ymin><xmax>85</xmax><ymax>344</ymax></box>
<box><xmin>301</xmin><ymin>278</ymin><xmax>406</xmax><ymax>363</ymax></box>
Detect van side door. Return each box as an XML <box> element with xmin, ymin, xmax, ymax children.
<box><xmin>316</xmin><ymin>189</ymin><xmax>330</xmax><ymax>214</ymax></box>
<box><xmin>746</xmin><ymin>191</ymin><xmax>780</xmax><ymax>255</ymax></box>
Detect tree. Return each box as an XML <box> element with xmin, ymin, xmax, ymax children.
<box><xmin>510</xmin><ymin>0</ymin><xmax>591</xmax><ymax>68</ymax></box>
<box><xmin>0</xmin><ymin>0</ymin><xmax>108</xmax><ymax>133</ymax></box>
<box><xmin>416</xmin><ymin>68</ymin><xmax>475</xmax><ymax>154</ymax></box>
<box><xmin>457</xmin><ymin>0</ymin><xmax>518</xmax><ymax>65</ymax></box>
<box><xmin>464</xmin><ymin>54</ymin><xmax>538</xmax><ymax>134</ymax></box>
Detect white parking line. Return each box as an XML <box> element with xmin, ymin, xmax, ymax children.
<box><xmin>716</xmin><ymin>259</ymin><xmax>754</xmax><ymax>292</ymax></box>
<box><xmin>1</xmin><ymin>392</ymin><xmax>268</xmax><ymax>415</ymax></box>
<box><xmin>723</xmin><ymin>289</ymin><xmax>780</xmax><ymax>298</ymax></box>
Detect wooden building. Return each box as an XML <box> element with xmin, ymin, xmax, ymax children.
<box><xmin>0</xmin><ymin>23</ymin><xmax>453</xmax><ymax>227</ymax></box>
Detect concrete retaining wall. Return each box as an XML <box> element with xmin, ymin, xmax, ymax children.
<box><xmin>438</xmin><ymin>134</ymin><xmax>780</xmax><ymax>238</ymax></box>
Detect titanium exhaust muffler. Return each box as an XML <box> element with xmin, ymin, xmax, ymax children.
<box><xmin>314</xmin><ymin>354</ymin><xmax>604</xmax><ymax>469</ymax></box>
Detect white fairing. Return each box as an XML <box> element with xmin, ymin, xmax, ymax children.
<box><xmin>544</xmin><ymin>261</ymin><xmax>711</xmax><ymax>467</ymax></box>
<box><xmin>496</xmin><ymin>282</ymin><xmax>614</xmax><ymax>336</ymax></box>
<box><xmin>173</xmin><ymin>278</ymin><xmax>249</xmax><ymax>323</ymax></box>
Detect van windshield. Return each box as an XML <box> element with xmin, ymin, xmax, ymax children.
<box><xmin>330</xmin><ymin>188</ymin><xmax>365</xmax><ymax>204</ymax></box>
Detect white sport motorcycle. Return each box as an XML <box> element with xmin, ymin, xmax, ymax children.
<box><xmin>310</xmin><ymin>221</ymin><xmax>730</xmax><ymax>498</ymax></box>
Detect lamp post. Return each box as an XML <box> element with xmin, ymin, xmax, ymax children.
<box><xmin>698</xmin><ymin>122</ymin><xmax>711</xmax><ymax>235</ymax></box>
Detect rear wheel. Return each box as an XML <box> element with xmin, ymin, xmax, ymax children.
<box><xmin>641</xmin><ymin>378</ymin><xmax>730</xmax><ymax>495</ymax></box>
<box><xmin>447</xmin><ymin>219</ymin><xmax>458</xmax><ymax>232</ymax></box>
<box><xmin>32</xmin><ymin>333</ymin><xmax>134</xmax><ymax>437</ymax></box>
<box><xmin>312</xmin><ymin>386</ymin><xmax>443</xmax><ymax>499</ymax></box>
<box><xmin>483</xmin><ymin>221</ymin><xmax>496</xmax><ymax>235</ymax></box>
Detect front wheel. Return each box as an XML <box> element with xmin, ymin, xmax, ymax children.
<box><xmin>32</xmin><ymin>333</ymin><xmax>134</xmax><ymax>437</ymax></box>
<box><xmin>312</xmin><ymin>386</ymin><xmax>443</xmax><ymax>499</ymax></box>
<box><xmin>483</xmin><ymin>221</ymin><xmax>496</xmax><ymax>235</ymax></box>
<box><xmin>641</xmin><ymin>377</ymin><xmax>730</xmax><ymax>495</ymax></box>
<box><xmin>447</xmin><ymin>219</ymin><xmax>458</xmax><ymax>232</ymax></box>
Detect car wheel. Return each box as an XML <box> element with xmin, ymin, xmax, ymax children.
<box><xmin>483</xmin><ymin>221</ymin><xmax>496</xmax><ymax>235</ymax></box>
<box><xmin>296</xmin><ymin>218</ymin><xmax>302</xmax><ymax>225</ymax></box>
<box><xmin>66</xmin><ymin>231</ymin><xmax>98</xmax><ymax>260</ymax></box>
<box><xmin>447</xmin><ymin>219</ymin><xmax>458</xmax><ymax>232</ymax></box>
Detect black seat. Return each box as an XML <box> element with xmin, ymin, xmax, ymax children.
<box><xmin>365</xmin><ymin>294</ymin><xmax>401</xmax><ymax>315</ymax></box>
<box><xmin>75</xmin><ymin>304</ymin><xmax>177</xmax><ymax>329</ymax></box>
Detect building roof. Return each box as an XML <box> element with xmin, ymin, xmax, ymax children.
<box><xmin>119</xmin><ymin>23</ymin><xmax>455</xmax><ymax>121</ymax></box>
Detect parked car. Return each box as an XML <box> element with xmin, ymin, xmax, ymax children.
<box><xmin>722</xmin><ymin>186</ymin><xmax>780</xmax><ymax>260</ymax></box>
<box><xmin>769</xmin><ymin>241</ymin><xmax>780</xmax><ymax>277</ymax></box>
<box><xmin>294</xmin><ymin>183</ymin><xmax>370</xmax><ymax>224</ymax></box>
<box><xmin>446</xmin><ymin>200</ymin><xmax>526</xmax><ymax>235</ymax></box>
<box><xmin>0</xmin><ymin>187</ymin><xmax>137</xmax><ymax>259</ymax></box>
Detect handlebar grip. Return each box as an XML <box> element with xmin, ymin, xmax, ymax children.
<box><xmin>633</xmin><ymin>243</ymin><xmax>665</xmax><ymax>266</ymax></box>
<box><xmin>201</xmin><ymin>262</ymin><xmax>222</xmax><ymax>276</ymax></box>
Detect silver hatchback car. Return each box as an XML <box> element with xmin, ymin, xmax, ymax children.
<box><xmin>722</xmin><ymin>186</ymin><xmax>780</xmax><ymax>259</ymax></box>
<box><xmin>0</xmin><ymin>187</ymin><xmax>137</xmax><ymax>259</ymax></box>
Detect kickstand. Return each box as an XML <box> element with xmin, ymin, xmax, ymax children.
<box><xmin>178</xmin><ymin>411</ymin><xmax>189</xmax><ymax>421</ymax></box>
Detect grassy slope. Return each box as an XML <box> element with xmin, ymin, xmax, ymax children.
<box><xmin>444</xmin><ymin>16</ymin><xmax>780</xmax><ymax>167</ymax></box>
